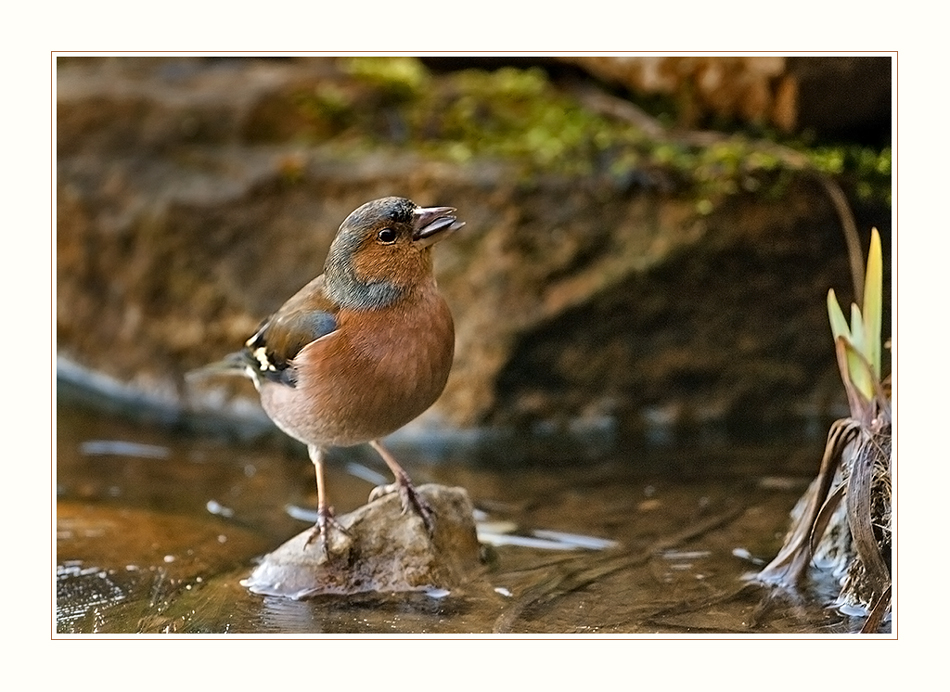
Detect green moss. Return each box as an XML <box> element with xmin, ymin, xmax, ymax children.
<box><xmin>813</xmin><ymin>145</ymin><xmax>891</xmax><ymax>204</ymax></box>
<box><xmin>343</xmin><ymin>56</ymin><xmax>430</xmax><ymax>101</ymax></box>
<box><xmin>410</xmin><ymin>66</ymin><xmax>628</xmax><ymax>176</ymax></box>
<box><xmin>290</xmin><ymin>57</ymin><xmax>891</xmax><ymax>208</ymax></box>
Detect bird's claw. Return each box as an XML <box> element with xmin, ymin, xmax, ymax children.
<box><xmin>368</xmin><ymin>482</ymin><xmax>398</xmax><ymax>504</ymax></box>
<box><xmin>303</xmin><ymin>506</ymin><xmax>349</xmax><ymax>556</ymax></box>
<box><xmin>369</xmin><ymin>478</ymin><xmax>435</xmax><ymax>535</ymax></box>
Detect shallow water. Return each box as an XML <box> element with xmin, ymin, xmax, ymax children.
<box><xmin>55</xmin><ymin>396</ymin><xmax>883</xmax><ymax>635</ymax></box>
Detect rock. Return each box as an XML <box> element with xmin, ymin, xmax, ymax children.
<box><xmin>242</xmin><ymin>485</ymin><xmax>482</xmax><ymax>599</ymax></box>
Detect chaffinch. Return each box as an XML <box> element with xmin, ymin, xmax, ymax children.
<box><xmin>194</xmin><ymin>196</ymin><xmax>463</xmax><ymax>550</ymax></box>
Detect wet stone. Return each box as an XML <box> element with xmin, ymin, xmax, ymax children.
<box><xmin>242</xmin><ymin>484</ymin><xmax>483</xmax><ymax>599</ymax></box>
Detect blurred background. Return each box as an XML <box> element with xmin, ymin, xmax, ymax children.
<box><xmin>55</xmin><ymin>55</ymin><xmax>893</xmax><ymax>634</ymax></box>
<box><xmin>57</xmin><ymin>55</ymin><xmax>891</xmax><ymax>444</ymax></box>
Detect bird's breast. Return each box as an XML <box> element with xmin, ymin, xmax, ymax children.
<box><xmin>258</xmin><ymin>287</ymin><xmax>454</xmax><ymax>447</ymax></box>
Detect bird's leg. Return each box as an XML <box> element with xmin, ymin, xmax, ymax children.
<box><xmin>367</xmin><ymin>439</ymin><xmax>435</xmax><ymax>534</ymax></box>
<box><xmin>303</xmin><ymin>444</ymin><xmax>348</xmax><ymax>554</ymax></box>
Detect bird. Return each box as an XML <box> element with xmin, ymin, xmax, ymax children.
<box><xmin>191</xmin><ymin>196</ymin><xmax>463</xmax><ymax>551</ymax></box>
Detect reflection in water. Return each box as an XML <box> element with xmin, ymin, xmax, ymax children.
<box><xmin>57</xmin><ymin>561</ymin><xmax>129</xmax><ymax>632</ymax></box>
<box><xmin>259</xmin><ymin>595</ymin><xmax>328</xmax><ymax>633</ymax></box>
<box><xmin>55</xmin><ymin>398</ymin><xmax>886</xmax><ymax>635</ymax></box>
<box><xmin>477</xmin><ymin>522</ymin><xmax>619</xmax><ymax>551</ymax></box>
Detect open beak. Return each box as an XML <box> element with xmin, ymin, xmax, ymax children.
<box><xmin>412</xmin><ymin>205</ymin><xmax>465</xmax><ymax>247</ymax></box>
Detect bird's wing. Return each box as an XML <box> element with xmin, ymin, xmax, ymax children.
<box><xmin>244</xmin><ymin>274</ymin><xmax>340</xmax><ymax>385</ymax></box>
<box><xmin>189</xmin><ymin>274</ymin><xmax>340</xmax><ymax>387</ymax></box>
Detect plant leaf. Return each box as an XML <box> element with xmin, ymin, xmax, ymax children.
<box><xmin>863</xmin><ymin>227</ymin><xmax>883</xmax><ymax>378</ymax></box>
<box><xmin>849</xmin><ymin>303</ymin><xmax>872</xmax><ymax>400</ymax></box>
<box><xmin>850</xmin><ymin>302</ymin><xmax>865</xmax><ymax>353</ymax></box>
<box><xmin>827</xmin><ymin>289</ymin><xmax>851</xmax><ymax>344</ymax></box>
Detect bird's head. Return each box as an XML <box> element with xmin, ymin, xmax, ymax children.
<box><xmin>324</xmin><ymin>196</ymin><xmax>464</xmax><ymax>310</ymax></box>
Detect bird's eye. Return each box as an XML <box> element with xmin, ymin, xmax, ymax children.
<box><xmin>377</xmin><ymin>228</ymin><xmax>397</xmax><ymax>244</ymax></box>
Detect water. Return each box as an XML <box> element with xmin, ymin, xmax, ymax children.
<box><xmin>55</xmin><ymin>397</ymin><xmax>881</xmax><ymax>635</ymax></box>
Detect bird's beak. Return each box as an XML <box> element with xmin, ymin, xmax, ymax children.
<box><xmin>412</xmin><ymin>206</ymin><xmax>465</xmax><ymax>247</ymax></box>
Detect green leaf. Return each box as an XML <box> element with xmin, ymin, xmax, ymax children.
<box><xmin>849</xmin><ymin>303</ymin><xmax>872</xmax><ymax>400</ymax></box>
<box><xmin>863</xmin><ymin>228</ymin><xmax>883</xmax><ymax>378</ymax></box>
<box><xmin>827</xmin><ymin>289</ymin><xmax>851</xmax><ymax>343</ymax></box>
<box><xmin>850</xmin><ymin>303</ymin><xmax>865</xmax><ymax>353</ymax></box>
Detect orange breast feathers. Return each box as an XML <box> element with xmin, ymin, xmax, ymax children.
<box><xmin>273</xmin><ymin>284</ymin><xmax>454</xmax><ymax>446</ymax></box>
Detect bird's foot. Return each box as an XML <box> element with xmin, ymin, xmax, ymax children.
<box><xmin>369</xmin><ymin>477</ymin><xmax>435</xmax><ymax>535</ymax></box>
<box><xmin>303</xmin><ymin>506</ymin><xmax>350</xmax><ymax>556</ymax></box>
